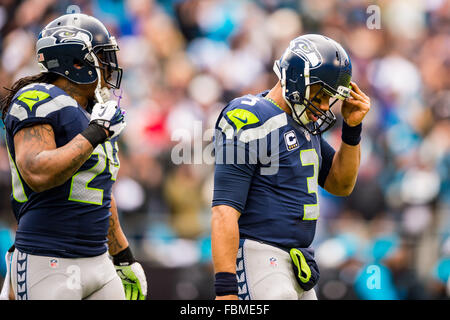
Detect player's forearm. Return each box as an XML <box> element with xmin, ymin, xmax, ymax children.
<box><xmin>324</xmin><ymin>142</ymin><xmax>360</xmax><ymax>196</ymax></box>
<box><xmin>17</xmin><ymin>131</ymin><xmax>94</xmax><ymax>192</ymax></box>
<box><xmin>211</xmin><ymin>205</ymin><xmax>241</xmax><ymax>274</ymax></box>
<box><xmin>324</xmin><ymin>81</ymin><xmax>369</xmax><ymax>197</ymax></box>
<box><xmin>14</xmin><ymin>120</ymin><xmax>111</xmax><ymax>193</ymax></box>
<box><xmin>107</xmin><ymin>195</ymin><xmax>129</xmax><ymax>256</ymax></box>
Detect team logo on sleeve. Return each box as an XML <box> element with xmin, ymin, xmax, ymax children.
<box><xmin>284</xmin><ymin>130</ymin><xmax>299</xmax><ymax>151</ymax></box>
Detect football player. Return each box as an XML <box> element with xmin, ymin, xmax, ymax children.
<box><xmin>0</xmin><ymin>14</ymin><xmax>147</xmax><ymax>300</ymax></box>
<box><xmin>211</xmin><ymin>34</ymin><xmax>370</xmax><ymax>300</ymax></box>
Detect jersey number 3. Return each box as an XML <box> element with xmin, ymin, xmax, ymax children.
<box><xmin>68</xmin><ymin>141</ymin><xmax>119</xmax><ymax>205</ymax></box>
<box><xmin>300</xmin><ymin>149</ymin><xmax>319</xmax><ymax>220</ymax></box>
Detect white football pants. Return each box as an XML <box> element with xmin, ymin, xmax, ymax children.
<box><xmin>237</xmin><ymin>239</ymin><xmax>317</xmax><ymax>300</ymax></box>
<box><xmin>7</xmin><ymin>248</ymin><xmax>125</xmax><ymax>300</ymax></box>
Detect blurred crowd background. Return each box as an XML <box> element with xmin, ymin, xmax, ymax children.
<box><xmin>0</xmin><ymin>0</ymin><xmax>449</xmax><ymax>300</ymax></box>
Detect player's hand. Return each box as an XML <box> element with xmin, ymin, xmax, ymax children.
<box><xmin>341</xmin><ymin>81</ymin><xmax>370</xmax><ymax>127</ymax></box>
<box><xmin>216</xmin><ymin>295</ymin><xmax>238</xmax><ymax>300</ymax></box>
<box><xmin>107</xmin><ymin>107</ymin><xmax>126</xmax><ymax>140</ymax></box>
<box><xmin>90</xmin><ymin>100</ymin><xmax>126</xmax><ymax>139</ymax></box>
<box><xmin>115</xmin><ymin>262</ymin><xmax>147</xmax><ymax>300</ymax></box>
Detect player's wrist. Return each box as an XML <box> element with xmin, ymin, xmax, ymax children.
<box><xmin>341</xmin><ymin>120</ymin><xmax>362</xmax><ymax>146</ymax></box>
<box><xmin>80</xmin><ymin>122</ymin><xmax>108</xmax><ymax>148</ymax></box>
<box><xmin>215</xmin><ymin>272</ymin><xmax>238</xmax><ymax>296</ymax></box>
<box><xmin>113</xmin><ymin>246</ymin><xmax>136</xmax><ymax>266</ymax></box>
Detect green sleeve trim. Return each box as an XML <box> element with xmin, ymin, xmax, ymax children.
<box><xmin>5</xmin><ymin>140</ymin><xmax>28</xmax><ymax>203</ymax></box>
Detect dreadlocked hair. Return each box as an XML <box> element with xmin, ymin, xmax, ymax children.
<box><xmin>1</xmin><ymin>72</ymin><xmax>59</xmax><ymax>121</ymax></box>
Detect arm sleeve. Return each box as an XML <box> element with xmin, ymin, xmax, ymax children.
<box><xmin>212</xmin><ymin>117</ymin><xmax>257</xmax><ymax>214</ymax></box>
<box><xmin>6</xmin><ymin>104</ymin><xmax>57</xmax><ymax>137</ymax></box>
<box><xmin>4</xmin><ymin>89</ymin><xmax>58</xmax><ymax>137</ymax></box>
<box><xmin>318</xmin><ymin>136</ymin><xmax>336</xmax><ymax>188</ymax></box>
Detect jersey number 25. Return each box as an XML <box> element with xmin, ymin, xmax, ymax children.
<box><xmin>68</xmin><ymin>141</ymin><xmax>119</xmax><ymax>205</ymax></box>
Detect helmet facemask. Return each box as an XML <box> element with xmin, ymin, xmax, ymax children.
<box><xmin>290</xmin><ymin>82</ymin><xmax>351</xmax><ymax>135</ymax></box>
<box><xmin>84</xmin><ymin>36</ymin><xmax>122</xmax><ymax>104</ymax></box>
<box><xmin>86</xmin><ymin>36</ymin><xmax>122</xmax><ymax>90</ymax></box>
<box><xmin>287</xmin><ymin>85</ymin><xmax>336</xmax><ymax>135</ymax></box>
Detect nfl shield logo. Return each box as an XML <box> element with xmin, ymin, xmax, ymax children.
<box><xmin>270</xmin><ymin>257</ymin><xmax>277</xmax><ymax>267</ymax></box>
<box><xmin>37</xmin><ymin>53</ymin><xmax>45</xmax><ymax>62</ymax></box>
<box><xmin>49</xmin><ymin>258</ymin><xmax>58</xmax><ymax>268</ymax></box>
<box><xmin>303</xmin><ymin>129</ymin><xmax>311</xmax><ymax>142</ymax></box>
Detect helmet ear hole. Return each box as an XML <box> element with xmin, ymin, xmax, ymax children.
<box><xmin>73</xmin><ymin>59</ymin><xmax>84</xmax><ymax>70</ymax></box>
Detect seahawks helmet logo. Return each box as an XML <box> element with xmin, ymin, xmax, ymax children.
<box><xmin>41</xmin><ymin>27</ymin><xmax>93</xmax><ymax>49</ymax></box>
<box><xmin>289</xmin><ymin>39</ymin><xmax>322</xmax><ymax>68</ymax></box>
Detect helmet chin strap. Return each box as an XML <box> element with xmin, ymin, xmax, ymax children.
<box><xmin>88</xmin><ymin>49</ymin><xmax>109</xmax><ymax>104</ymax></box>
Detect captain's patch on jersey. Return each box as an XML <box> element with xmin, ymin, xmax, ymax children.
<box><xmin>284</xmin><ymin>130</ymin><xmax>299</xmax><ymax>151</ymax></box>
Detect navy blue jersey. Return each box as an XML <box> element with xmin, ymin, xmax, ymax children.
<box><xmin>212</xmin><ymin>92</ymin><xmax>335</xmax><ymax>249</ymax></box>
<box><xmin>4</xmin><ymin>83</ymin><xmax>120</xmax><ymax>258</ymax></box>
